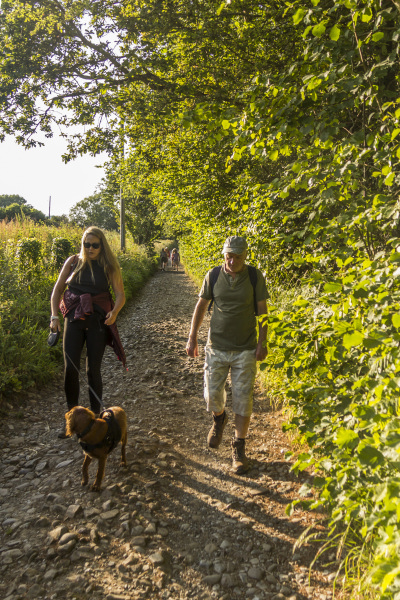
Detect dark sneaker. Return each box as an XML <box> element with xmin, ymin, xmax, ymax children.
<box><xmin>231</xmin><ymin>437</ymin><xmax>250</xmax><ymax>474</ymax></box>
<box><xmin>207</xmin><ymin>411</ymin><xmax>228</xmax><ymax>448</ymax></box>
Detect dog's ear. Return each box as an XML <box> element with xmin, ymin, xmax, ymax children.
<box><xmin>65</xmin><ymin>408</ymin><xmax>76</xmax><ymax>437</ymax></box>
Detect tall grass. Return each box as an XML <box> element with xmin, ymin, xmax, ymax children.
<box><xmin>0</xmin><ymin>218</ymin><xmax>157</xmax><ymax>401</ymax></box>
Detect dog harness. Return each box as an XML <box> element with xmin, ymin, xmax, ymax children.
<box><xmin>78</xmin><ymin>409</ymin><xmax>122</xmax><ymax>454</ymax></box>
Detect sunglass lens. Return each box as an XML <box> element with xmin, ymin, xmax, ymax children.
<box><xmin>84</xmin><ymin>242</ymin><xmax>100</xmax><ymax>249</ymax></box>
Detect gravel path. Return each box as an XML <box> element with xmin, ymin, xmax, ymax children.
<box><xmin>0</xmin><ymin>269</ymin><xmax>337</xmax><ymax>600</ymax></box>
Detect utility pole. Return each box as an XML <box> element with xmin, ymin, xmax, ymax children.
<box><xmin>120</xmin><ymin>184</ymin><xmax>125</xmax><ymax>251</ymax></box>
<box><xmin>120</xmin><ymin>112</ymin><xmax>126</xmax><ymax>252</ymax></box>
<box><xmin>48</xmin><ymin>196</ymin><xmax>51</xmax><ymax>219</ymax></box>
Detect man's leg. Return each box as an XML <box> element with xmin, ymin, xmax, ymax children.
<box><xmin>234</xmin><ymin>414</ymin><xmax>251</xmax><ymax>439</ymax></box>
<box><xmin>231</xmin><ymin>350</ymin><xmax>257</xmax><ymax>474</ymax></box>
<box><xmin>204</xmin><ymin>347</ymin><xmax>230</xmax><ymax>448</ymax></box>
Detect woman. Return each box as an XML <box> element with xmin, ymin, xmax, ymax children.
<box><xmin>50</xmin><ymin>227</ymin><xmax>126</xmax><ymax>437</ymax></box>
<box><xmin>171</xmin><ymin>248</ymin><xmax>180</xmax><ymax>272</ymax></box>
<box><xmin>160</xmin><ymin>247</ymin><xmax>168</xmax><ymax>271</ymax></box>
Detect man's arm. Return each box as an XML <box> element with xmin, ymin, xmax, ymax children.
<box><xmin>186</xmin><ymin>297</ymin><xmax>209</xmax><ymax>357</ymax></box>
<box><xmin>256</xmin><ymin>299</ymin><xmax>268</xmax><ymax>362</ymax></box>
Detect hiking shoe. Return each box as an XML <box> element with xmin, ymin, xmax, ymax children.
<box><xmin>231</xmin><ymin>437</ymin><xmax>250</xmax><ymax>474</ymax></box>
<box><xmin>207</xmin><ymin>411</ymin><xmax>228</xmax><ymax>448</ymax></box>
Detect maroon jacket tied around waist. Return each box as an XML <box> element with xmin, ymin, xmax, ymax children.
<box><xmin>60</xmin><ymin>289</ymin><xmax>127</xmax><ymax>368</ymax></box>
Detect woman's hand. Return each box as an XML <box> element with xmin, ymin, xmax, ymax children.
<box><xmin>104</xmin><ymin>311</ymin><xmax>116</xmax><ymax>326</ymax></box>
<box><xmin>50</xmin><ymin>317</ymin><xmax>61</xmax><ymax>332</ymax></box>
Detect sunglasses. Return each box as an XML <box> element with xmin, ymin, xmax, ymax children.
<box><xmin>84</xmin><ymin>242</ymin><xmax>101</xmax><ymax>249</ymax></box>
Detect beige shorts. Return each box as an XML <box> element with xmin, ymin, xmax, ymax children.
<box><xmin>204</xmin><ymin>346</ymin><xmax>257</xmax><ymax>417</ymax></box>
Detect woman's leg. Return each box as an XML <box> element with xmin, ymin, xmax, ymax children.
<box><xmin>63</xmin><ymin>317</ymin><xmax>85</xmax><ymax>410</ymax></box>
<box><xmin>85</xmin><ymin>315</ymin><xmax>108</xmax><ymax>413</ymax></box>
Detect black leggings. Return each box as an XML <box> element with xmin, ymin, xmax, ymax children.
<box><xmin>63</xmin><ymin>314</ymin><xmax>108</xmax><ymax>413</ymax></box>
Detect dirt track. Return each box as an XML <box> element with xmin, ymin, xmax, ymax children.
<box><xmin>0</xmin><ymin>269</ymin><xmax>335</xmax><ymax>600</ymax></box>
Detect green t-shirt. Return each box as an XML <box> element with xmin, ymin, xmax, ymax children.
<box><xmin>199</xmin><ymin>265</ymin><xmax>268</xmax><ymax>351</ymax></box>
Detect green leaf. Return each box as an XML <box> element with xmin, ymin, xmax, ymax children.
<box><xmin>312</xmin><ymin>23</ymin><xmax>326</xmax><ymax>38</ymax></box>
<box><xmin>293</xmin><ymin>8</ymin><xmax>306</xmax><ymax>25</ymax></box>
<box><xmin>361</xmin><ymin>8</ymin><xmax>373</xmax><ymax>22</ymax></box>
<box><xmin>269</xmin><ymin>149</ymin><xmax>279</xmax><ymax>161</ymax></box>
<box><xmin>343</xmin><ymin>331</ymin><xmax>364</xmax><ymax>349</ymax></box>
<box><xmin>335</xmin><ymin>428</ymin><xmax>358</xmax><ymax>448</ymax></box>
<box><xmin>392</xmin><ymin>314</ymin><xmax>400</xmax><ymax>328</ymax></box>
<box><xmin>221</xmin><ymin>120</ymin><xmax>230</xmax><ymax>130</ymax></box>
<box><xmin>363</xmin><ymin>337</ymin><xmax>382</xmax><ymax>349</ymax></box>
<box><xmin>216</xmin><ymin>2</ymin><xmax>226</xmax><ymax>16</ymax></box>
<box><xmin>324</xmin><ymin>282</ymin><xmax>342</xmax><ymax>293</ymax></box>
<box><xmin>391</xmin><ymin>129</ymin><xmax>400</xmax><ymax>141</ymax></box>
<box><xmin>372</xmin><ymin>32</ymin><xmax>384</xmax><ymax>42</ymax></box>
<box><xmin>357</xmin><ymin>443</ymin><xmax>385</xmax><ymax>467</ymax></box>
<box><xmin>384</xmin><ymin>172</ymin><xmax>395</xmax><ymax>186</ymax></box>
<box><xmin>329</xmin><ymin>25</ymin><xmax>340</xmax><ymax>41</ymax></box>
<box><xmin>382</xmin><ymin>566</ymin><xmax>400</xmax><ymax>593</ymax></box>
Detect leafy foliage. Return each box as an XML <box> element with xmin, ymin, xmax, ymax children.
<box><xmin>0</xmin><ymin>194</ymin><xmax>27</xmax><ymax>207</ymax></box>
<box><xmin>50</xmin><ymin>236</ymin><xmax>75</xmax><ymax>268</ymax></box>
<box><xmin>68</xmin><ymin>192</ymin><xmax>118</xmax><ymax>231</ymax></box>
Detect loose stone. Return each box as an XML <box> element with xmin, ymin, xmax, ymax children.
<box><xmin>59</xmin><ymin>532</ymin><xmax>78</xmax><ymax>545</ymax></box>
<box><xmin>100</xmin><ymin>509</ymin><xmax>120</xmax><ymax>520</ymax></box>
<box><xmin>203</xmin><ymin>574</ymin><xmax>222</xmax><ymax>585</ymax></box>
<box><xmin>65</xmin><ymin>504</ymin><xmax>83</xmax><ymax>519</ymax></box>
<box><xmin>149</xmin><ymin>552</ymin><xmax>164</xmax><ymax>565</ymax></box>
<box><xmin>248</xmin><ymin>567</ymin><xmax>264</xmax><ymax>581</ymax></box>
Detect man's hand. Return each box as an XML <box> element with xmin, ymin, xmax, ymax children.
<box><xmin>256</xmin><ymin>341</ymin><xmax>268</xmax><ymax>362</ymax></box>
<box><xmin>186</xmin><ymin>298</ymin><xmax>208</xmax><ymax>358</ymax></box>
<box><xmin>186</xmin><ymin>337</ymin><xmax>199</xmax><ymax>358</ymax></box>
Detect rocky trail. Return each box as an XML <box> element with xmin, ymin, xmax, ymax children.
<box><xmin>0</xmin><ymin>269</ymin><xmax>337</xmax><ymax>600</ymax></box>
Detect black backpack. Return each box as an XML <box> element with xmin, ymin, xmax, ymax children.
<box><xmin>207</xmin><ymin>265</ymin><xmax>258</xmax><ymax>315</ymax></box>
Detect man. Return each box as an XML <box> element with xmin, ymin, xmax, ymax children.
<box><xmin>186</xmin><ymin>236</ymin><xmax>268</xmax><ymax>474</ymax></box>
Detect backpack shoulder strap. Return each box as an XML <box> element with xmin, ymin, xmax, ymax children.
<box><xmin>71</xmin><ymin>254</ymin><xmax>79</xmax><ymax>269</ymax></box>
<box><xmin>247</xmin><ymin>265</ymin><xmax>258</xmax><ymax>315</ymax></box>
<box><xmin>207</xmin><ymin>266</ymin><xmax>222</xmax><ymax>313</ymax></box>
<box><xmin>66</xmin><ymin>254</ymin><xmax>79</xmax><ymax>282</ymax></box>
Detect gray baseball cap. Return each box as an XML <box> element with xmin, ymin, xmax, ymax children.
<box><xmin>222</xmin><ymin>236</ymin><xmax>248</xmax><ymax>255</ymax></box>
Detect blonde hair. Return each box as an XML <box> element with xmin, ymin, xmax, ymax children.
<box><xmin>68</xmin><ymin>226</ymin><xmax>122</xmax><ymax>285</ymax></box>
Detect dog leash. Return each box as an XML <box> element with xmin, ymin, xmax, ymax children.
<box><xmin>64</xmin><ymin>349</ymin><xmax>106</xmax><ymax>412</ymax></box>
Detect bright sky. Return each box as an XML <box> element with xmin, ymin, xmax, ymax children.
<box><xmin>0</xmin><ymin>135</ymin><xmax>107</xmax><ymax>217</ymax></box>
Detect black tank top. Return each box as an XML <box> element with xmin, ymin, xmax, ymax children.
<box><xmin>68</xmin><ymin>260</ymin><xmax>110</xmax><ymax>296</ymax></box>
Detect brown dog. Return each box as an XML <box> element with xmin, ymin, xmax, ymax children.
<box><xmin>65</xmin><ymin>406</ymin><xmax>127</xmax><ymax>491</ymax></box>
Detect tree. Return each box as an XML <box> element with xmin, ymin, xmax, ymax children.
<box><xmin>47</xmin><ymin>214</ymin><xmax>69</xmax><ymax>226</ymax></box>
<box><xmin>0</xmin><ymin>202</ymin><xmax>46</xmax><ymax>222</ymax></box>
<box><xmin>0</xmin><ymin>194</ymin><xmax>27</xmax><ymax>207</ymax></box>
<box><xmin>124</xmin><ymin>189</ymin><xmax>162</xmax><ymax>246</ymax></box>
<box><xmin>69</xmin><ymin>192</ymin><xmax>118</xmax><ymax>230</ymax></box>
<box><xmin>101</xmin><ymin>165</ymin><xmax>162</xmax><ymax>245</ymax></box>
<box><xmin>0</xmin><ymin>0</ymin><xmax>300</xmax><ymax>152</ymax></box>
